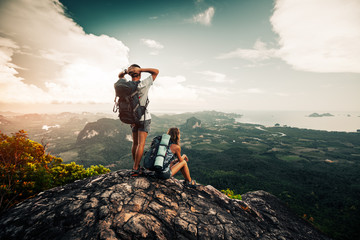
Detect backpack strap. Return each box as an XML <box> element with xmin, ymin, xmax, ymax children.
<box><xmin>143</xmin><ymin>98</ymin><xmax>149</xmax><ymax>122</ymax></box>
<box><xmin>130</xmin><ymin>90</ymin><xmax>138</xmax><ymax>98</ymax></box>
<box><xmin>135</xmin><ymin>80</ymin><xmax>149</xmax><ymax>122</ymax></box>
<box><xmin>113</xmin><ymin>96</ymin><xmax>119</xmax><ymax>113</ymax></box>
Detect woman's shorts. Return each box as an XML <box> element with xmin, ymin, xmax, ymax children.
<box><xmin>155</xmin><ymin>166</ymin><xmax>172</xmax><ymax>180</ymax></box>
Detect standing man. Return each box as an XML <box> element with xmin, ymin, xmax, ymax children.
<box><xmin>118</xmin><ymin>64</ymin><xmax>159</xmax><ymax>176</ymax></box>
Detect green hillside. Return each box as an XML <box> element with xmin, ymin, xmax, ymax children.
<box><xmin>1</xmin><ymin>111</ymin><xmax>359</xmax><ymax>239</ymax></box>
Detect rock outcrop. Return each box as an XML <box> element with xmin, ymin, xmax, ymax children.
<box><xmin>183</xmin><ymin>117</ymin><xmax>201</xmax><ymax>129</ymax></box>
<box><xmin>76</xmin><ymin>118</ymin><xmax>132</xmax><ymax>144</ymax></box>
<box><xmin>0</xmin><ymin>170</ymin><xmax>331</xmax><ymax>240</ymax></box>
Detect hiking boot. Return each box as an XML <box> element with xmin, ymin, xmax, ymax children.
<box><xmin>130</xmin><ymin>167</ymin><xmax>147</xmax><ymax>177</ymax></box>
<box><xmin>183</xmin><ymin>179</ymin><xmax>197</xmax><ymax>188</ymax></box>
<box><xmin>130</xmin><ymin>168</ymin><xmax>140</xmax><ymax>177</ymax></box>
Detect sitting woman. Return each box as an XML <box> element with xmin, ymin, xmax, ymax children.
<box><xmin>156</xmin><ymin>127</ymin><xmax>196</xmax><ymax>186</ymax></box>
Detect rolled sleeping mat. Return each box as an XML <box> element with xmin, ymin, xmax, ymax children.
<box><xmin>154</xmin><ymin>134</ymin><xmax>171</xmax><ymax>170</ymax></box>
<box><xmin>160</xmin><ymin>134</ymin><xmax>170</xmax><ymax>145</ymax></box>
<box><xmin>154</xmin><ymin>147</ymin><xmax>166</xmax><ymax>171</ymax></box>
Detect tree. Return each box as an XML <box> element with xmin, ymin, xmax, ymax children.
<box><xmin>0</xmin><ymin>130</ymin><xmax>110</xmax><ymax>213</ymax></box>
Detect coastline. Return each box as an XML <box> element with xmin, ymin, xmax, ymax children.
<box><xmin>235</xmin><ymin>111</ymin><xmax>360</xmax><ymax>133</ymax></box>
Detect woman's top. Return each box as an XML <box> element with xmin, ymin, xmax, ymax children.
<box><xmin>155</xmin><ymin>141</ymin><xmax>177</xmax><ymax>179</ymax></box>
<box><xmin>163</xmin><ymin>142</ymin><xmax>176</xmax><ymax>169</ymax></box>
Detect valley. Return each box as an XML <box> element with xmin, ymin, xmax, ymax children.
<box><xmin>1</xmin><ymin>111</ymin><xmax>359</xmax><ymax>240</ymax></box>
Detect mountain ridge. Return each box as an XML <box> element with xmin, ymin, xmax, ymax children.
<box><xmin>0</xmin><ymin>169</ymin><xmax>331</xmax><ymax>240</ymax></box>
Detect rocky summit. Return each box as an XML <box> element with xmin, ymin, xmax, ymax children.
<box><xmin>0</xmin><ymin>170</ymin><xmax>330</xmax><ymax>240</ymax></box>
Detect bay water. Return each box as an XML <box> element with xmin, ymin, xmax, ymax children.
<box><xmin>235</xmin><ymin>111</ymin><xmax>360</xmax><ymax>132</ymax></box>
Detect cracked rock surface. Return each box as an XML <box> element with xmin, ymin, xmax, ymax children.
<box><xmin>0</xmin><ymin>169</ymin><xmax>331</xmax><ymax>240</ymax></box>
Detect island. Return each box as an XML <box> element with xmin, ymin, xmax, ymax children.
<box><xmin>308</xmin><ymin>112</ymin><xmax>334</xmax><ymax>117</ymax></box>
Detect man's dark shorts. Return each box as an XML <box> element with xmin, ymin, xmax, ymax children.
<box><xmin>131</xmin><ymin>119</ymin><xmax>151</xmax><ymax>133</ymax></box>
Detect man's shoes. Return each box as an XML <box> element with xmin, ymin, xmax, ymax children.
<box><xmin>130</xmin><ymin>168</ymin><xmax>140</xmax><ymax>177</ymax></box>
<box><xmin>130</xmin><ymin>167</ymin><xmax>147</xmax><ymax>177</ymax></box>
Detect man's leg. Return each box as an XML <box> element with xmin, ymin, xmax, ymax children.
<box><xmin>131</xmin><ymin>131</ymin><xmax>139</xmax><ymax>163</ymax></box>
<box><xmin>133</xmin><ymin>130</ymin><xmax>148</xmax><ymax>170</ymax></box>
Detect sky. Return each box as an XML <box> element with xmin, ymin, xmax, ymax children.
<box><xmin>0</xmin><ymin>0</ymin><xmax>359</xmax><ymax>114</ymax></box>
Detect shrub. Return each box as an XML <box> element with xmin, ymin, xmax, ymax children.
<box><xmin>221</xmin><ymin>188</ymin><xmax>242</xmax><ymax>200</ymax></box>
<box><xmin>0</xmin><ymin>130</ymin><xmax>110</xmax><ymax>213</ymax></box>
<box><xmin>50</xmin><ymin>162</ymin><xmax>110</xmax><ymax>186</ymax></box>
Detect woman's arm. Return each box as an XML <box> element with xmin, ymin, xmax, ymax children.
<box><xmin>173</xmin><ymin>145</ymin><xmax>188</xmax><ymax>162</ymax></box>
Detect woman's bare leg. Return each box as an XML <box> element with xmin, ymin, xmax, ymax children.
<box><xmin>171</xmin><ymin>160</ymin><xmax>191</xmax><ymax>182</ymax></box>
<box><xmin>179</xmin><ymin>154</ymin><xmax>188</xmax><ymax>177</ymax></box>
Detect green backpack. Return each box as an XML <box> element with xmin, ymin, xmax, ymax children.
<box><xmin>113</xmin><ymin>79</ymin><xmax>148</xmax><ymax>124</ymax></box>
<box><xmin>143</xmin><ymin>134</ymin><xmax>171</xmax><ymax>171</ymax></box>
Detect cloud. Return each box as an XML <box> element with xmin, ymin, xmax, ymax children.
<box><xmin>189</xmin><ymin>85</ymin><xmax>232</xmax><ymax>96</ymax></box>
<box><xmin>191</xmin><ymin>7</ymin><xmax>215</xmax><ymax>26</ymax></box>
<box><xmin>150</xmin><ymin>75</ymin><xmax>198</xmax><ymax>100</ymax></box>
<box><xmin>270</xmin><ymin>0</ymin><xmax>360</xmax><ymax>73</ymax></box>
<box><xmin>218</xmin><ymin>0</ymin><xmax>360</xmax><ymax>73</ymax></box>
<box><xmin>149</xmin><ymin>75</ymin><xmax>202</xmax><ymax>111</ymax></box>
<box><xmin>149</xmin><ymin>74</ymin><xmax>235</xmax><ymax>112</ymax></box>
<box><xmin>0</xmin><ymin>37</ymin><xmax>19</xmax><ymax>73</ymax></box>
<box><xmin>0</xmin><ymin>0</ymin><xmax>129</xmax><ymax>104</ymax></box>
<box><xmin>140</xmin><ymin>39</ymin><xmax>164</xmax><ymax>49</ymax></box>
<box><xmin>0</xmin><ymin>37</ymin><xmax>52</xmax><ymax>103</ymax></box>
<box><xmin>196</xmin><ymin>70</ymin><xmax>233</xmax><ymax>83</ymax></box>
<box><xmin>140</xmin><ymin>38</ymin><xmax>164</xmax><ymax>55</ymax></box>
<box><xmin>243</xmin><ymin>88</ymin><xmax>264</xmax><ymax>94</ymax></box>
<box><xmin>217</xmin><ymin>39</ymin><xmax>277</xmax><ymax>61</ymax></box>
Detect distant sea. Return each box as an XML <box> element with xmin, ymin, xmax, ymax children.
<box><xmin>235</xmin><ymin>111</ymin><xmax>360</xmax><ymax>132</ymax></box>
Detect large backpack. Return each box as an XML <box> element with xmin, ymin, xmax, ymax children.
<box><xmin>143</xmin><ymin>134</ymin><xmax>171</xmax><ymax>172</ymax></box>
<box><xmin>113</xmin><ymin>78</ymin><xmax>148</xmax><ymax>124</ymax></box>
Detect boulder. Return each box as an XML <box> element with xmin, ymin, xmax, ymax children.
<box><xmin>0</xmin><ymin>170</ymin><xmax>331</xmax><ymax>240</ymax></box>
